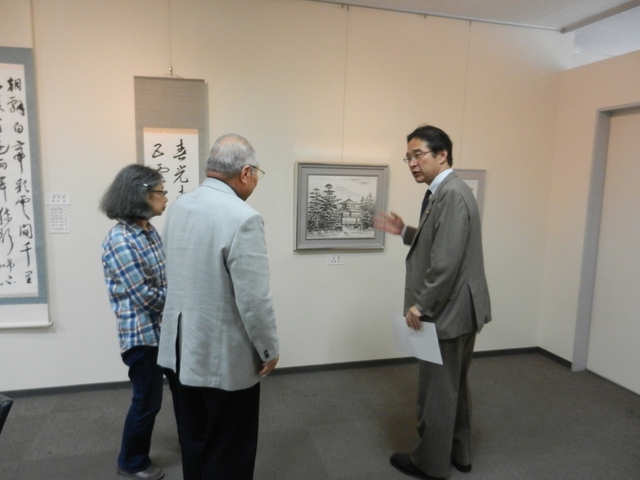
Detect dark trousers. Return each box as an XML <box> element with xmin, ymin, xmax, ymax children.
<box><xmin>118</xmin><ymin>346</ymin><xmax>164</xmax><ymax>473</ymax></box>
<box><xmin>411</xmin><ymin>332</ymin><xmax>476</xmax><ymax>478</ymax></box>
<box><xmin>168</xmin><ymin>374</ymin><xmax>261</xmax><ymax>480</ymax></box>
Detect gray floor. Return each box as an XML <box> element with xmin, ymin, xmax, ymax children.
<box><xmin>1</xmin><ymin>353</ymin><xmax>639</xmax><ymax>479</ymax></box>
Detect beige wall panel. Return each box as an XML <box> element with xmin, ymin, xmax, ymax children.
<box><xmin>0</xmin><ymin>0</ymin><xmax>577</xmax><ymax>390</ymax></box>
<box><xmin>2</xmin><ymin>0</ymin><xmax>174</xmax><ymax>390</ymax></box>
<box><xmin>342</xmin><ymin>9</ymin><xmax>468</xmax><ymax>234</ymax></box>
<box><xmin>0</xmin><ymin>0</ymin><xmax>32</xmax><ymax>48</ymax></box>
<box><xmin>540</xmin><ymin>50</ymin><xmax>640</xmax><ymax>361</ymax></box>
<box><xmin>455</xmin><ymin>23</ymin><xmax>571</xmax><ymax>351</ymax></box>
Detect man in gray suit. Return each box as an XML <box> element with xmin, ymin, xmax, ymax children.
<box><xmin>158</xmin><ymin>134</ymin><xmax>279</xmax><ymax>480</ymax></box>
<box><xmin>375</xmin><ymin>125</ymin><xmax>491</xmax><ymax>480</ymax></box>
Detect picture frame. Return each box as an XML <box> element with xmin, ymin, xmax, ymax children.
<box><xmin>454</xmin><ymin>169</ymin><xmax>486</xmax><ymax>218</ymax></box>
<box><xmin>295</xmin><ymin>163</ymin><xmax>389</xmax><ymax>250</ymax></box>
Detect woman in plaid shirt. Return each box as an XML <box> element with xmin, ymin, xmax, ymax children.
<box><xmin>100</xmin><ymin>164</ymin><xmax>168</xmax><ymax>480</ymax></box>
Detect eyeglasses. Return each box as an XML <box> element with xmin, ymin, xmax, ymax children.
<box><xmin>402</xmin><ymin>150</ymin><xmax>432</xmax><ymax>163</ymax></box>
<box><xmin>249</xmin><ymin>165</ymin><xmax>265</xmax><ymax>180</ymax></box>
<box><xmin>134</xmin><ymin>181</ymin><xmax>167</xmax><ymax>195</ymax></box>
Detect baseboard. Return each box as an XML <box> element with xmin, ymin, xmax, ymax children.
<box><xmin>5</xmin><ymin>380</ymin><xmax>132</xmax><ymax>399</ymax></box>
<box><xmin>3</xmin><ymin>347</ymin><xmax>571</xmax><ymax>398</ymax></box>
<box><xmin>531</xmin><ymin>347</ymin><xmax>572</xmax><ymax>368</ymax></box>
<box><xmin>272</xmin><ymin>346</ymin><xmax>571</xmax><ymax>376</ymax></box>
<box><xmin>270</xmin><ymin>356</ymin><xmax>418</xmax><ymax>376</ymax></box>
<box><xmin>473</xmin><ymin>346</ymin><xmax>572</xmax><ymax>369</ymax></box>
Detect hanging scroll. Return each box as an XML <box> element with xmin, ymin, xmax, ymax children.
<box><xmin>134</xmin><ymin>76</ymin><xmax>208</xmax><ymax>233</ymax></box>
<box><xmin>0</xmin><ymin>62</ymin><xmax>38</xmax><ymax>296</ymax></box>
<box><xmin>0</xmin><ymin>47</ymin><xmax>50</xmax><ymax>328</ymax></box>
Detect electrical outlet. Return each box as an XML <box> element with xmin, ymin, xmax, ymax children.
<box><xmin>327</xmin><ymin>254</ymin><xmax>345</xmax><ymax>265</ymax></box>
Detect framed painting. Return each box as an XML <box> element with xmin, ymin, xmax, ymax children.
<box><xmin>295</xmin><ymin>163</ymin><xmax>389</xmax><ymax>250</ymax></box>
<box><xmin>455</xmin><ymin>169</ymin><xmax>486</xmax><ymax>218</ymax></box>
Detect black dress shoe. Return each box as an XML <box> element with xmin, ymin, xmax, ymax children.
<box><xmin>390</xmin><ymin>452</ymin><xmax>445</xmax><ymax>480</ymax></box>
<box><xmin>451</xmin><ymin>458</ymin><xmax>472</xmax><ymax>473</ymax></box>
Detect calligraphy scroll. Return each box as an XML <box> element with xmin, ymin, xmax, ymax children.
<box><xmin>143</xmin><ymin>128</ymin><xmax>199</xmax><ymax>231</ymax></box>
<box><xmin>143</xmin><ymin>128</ymin><xmax>198</xmax><ymax>198</ymax></box>
<box><xmin>0</xmin><ymin>47</ymin><xmax>49</xmax><ymax>328</ymax></box>
<box><xmin>0</xmin><ymin>61</ymin><xmax>38</xmax><ymax>296</ymax></box>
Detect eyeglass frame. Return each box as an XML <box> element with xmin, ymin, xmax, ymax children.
<box><xmin>248</xmin><ymin>165</ymin><xmax>265</xmax><ymax>180</ymax></box>
<box><xmin>402</xmin><ymin>150</ymin><xmax>433</xmax><ymax>164</ymax></box>
<box><xmin>133</xmin><ymin>181</ymin><xmax>167</xmax><ymax>196</ymax></box>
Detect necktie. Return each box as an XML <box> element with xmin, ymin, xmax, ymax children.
<box><xmin>420</xmin><ymin>189</ymin><xmax>432</xmax><ymax>217</ymax></box>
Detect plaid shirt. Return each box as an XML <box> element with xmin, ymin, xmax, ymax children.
<box><xmin>102</xmin><ymin>220</ymin><xmax>166</xmax><ymax>353</ymax></box>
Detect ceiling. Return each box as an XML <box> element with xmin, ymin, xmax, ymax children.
<box><xmin>310</xmin><ymin>0</ymin><xmax>640</xmax><ymax>63</ymax></box>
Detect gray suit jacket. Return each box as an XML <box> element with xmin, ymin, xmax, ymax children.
<box><xmin>403</xmin><ymin>172</ymin><xmax>491</xmax><ymax>339</ymax></box>
<box><xmin>157</xmin><ymin>178</ymin><xmax>279</xmax><ymax>391</ymax></box>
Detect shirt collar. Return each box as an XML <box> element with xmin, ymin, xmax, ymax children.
<box><xmin>121</xmin><ymin>219</ymin><xmax>151</xmax><ymax>236</ymax></box>
<box><xmin>428</xmin><ymin>168</ymin><xmax>453</xmax><ymax>194</ymax></box>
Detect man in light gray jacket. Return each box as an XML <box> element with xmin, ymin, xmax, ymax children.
<box><xmin>158</xmin><ymin>134</ymin><xmax>279</xmax><ymax>480</ymax></box>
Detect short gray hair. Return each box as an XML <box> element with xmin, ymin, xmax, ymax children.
<box><xmin>100</xmin><ymin>164</ymin><xmax>163</xmax><ymax>220</ymax></box>
<box><xmin>205</xmin><ymin>134</ymin><xmax>257</xmax><ymax>177</ymax></box>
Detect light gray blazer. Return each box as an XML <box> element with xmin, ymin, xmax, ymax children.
<box><xmin>403</xmin><ymin>172</ymin><xmax>491</xmax><ymax>339</ymax></box>
<box><xmin>157</xmin><ymin>178</ymin><xmax>279</xmax><ymax>391</ymax></box>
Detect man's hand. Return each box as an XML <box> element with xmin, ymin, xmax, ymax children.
<box><xmin>259</xmin><ymin>356</ymin><xmax>279</xmax><ymax>376</ymax></box>
<box><xmin>373</xmin><ymin>211</ymin><xmax>404</xmax><ymax>235</ymax></box>
<box><xmin>405</xmin><ymin>305</ymin><xmax>423</xmax><ymax>331</ymax></box>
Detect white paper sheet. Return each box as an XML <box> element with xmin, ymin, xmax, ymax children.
<box><xmin>392</xmin><ymin>314</ymin><xmax>443</xmax><ymax>365</ymax></box>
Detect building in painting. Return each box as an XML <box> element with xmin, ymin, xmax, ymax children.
<box><xmin>338</xmin><ymin>198</ymin><xmax>362</xmax><ymax>227</ymax></box>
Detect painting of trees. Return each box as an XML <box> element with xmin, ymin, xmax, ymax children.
<box><xmin>307</xmin><ymin>184</ymin><xmax>341</xmax><ymax>232</ymax></box>
<box><xmin>359</xmin><ymin>193</ymin><xmax>375</xmax><ymax>230</ymax></box>
<box><xmin>296</xmin><ymin>164</ymin><xmax>388</xmax><ymax>249</ymax></box>
<box><xmin>305</xmin><ymin>175</ymin><xmax>377</xmax><ymax>238</ymax></box>
<box><xmin>307</xmin><ymin>187</ymin><xmax>323</xmax><ymax>232</ymax></box>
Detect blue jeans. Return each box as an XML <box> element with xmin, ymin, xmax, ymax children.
<box><xmin>118</xmin><ymin>346</ymin><xmax>164</xmax><ymax>473</ymax></box>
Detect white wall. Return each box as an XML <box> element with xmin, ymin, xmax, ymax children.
<box><xmin>0</xmin><ymin>0</ymin><xmax>574</xmax><ymax>391</ymax></box>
